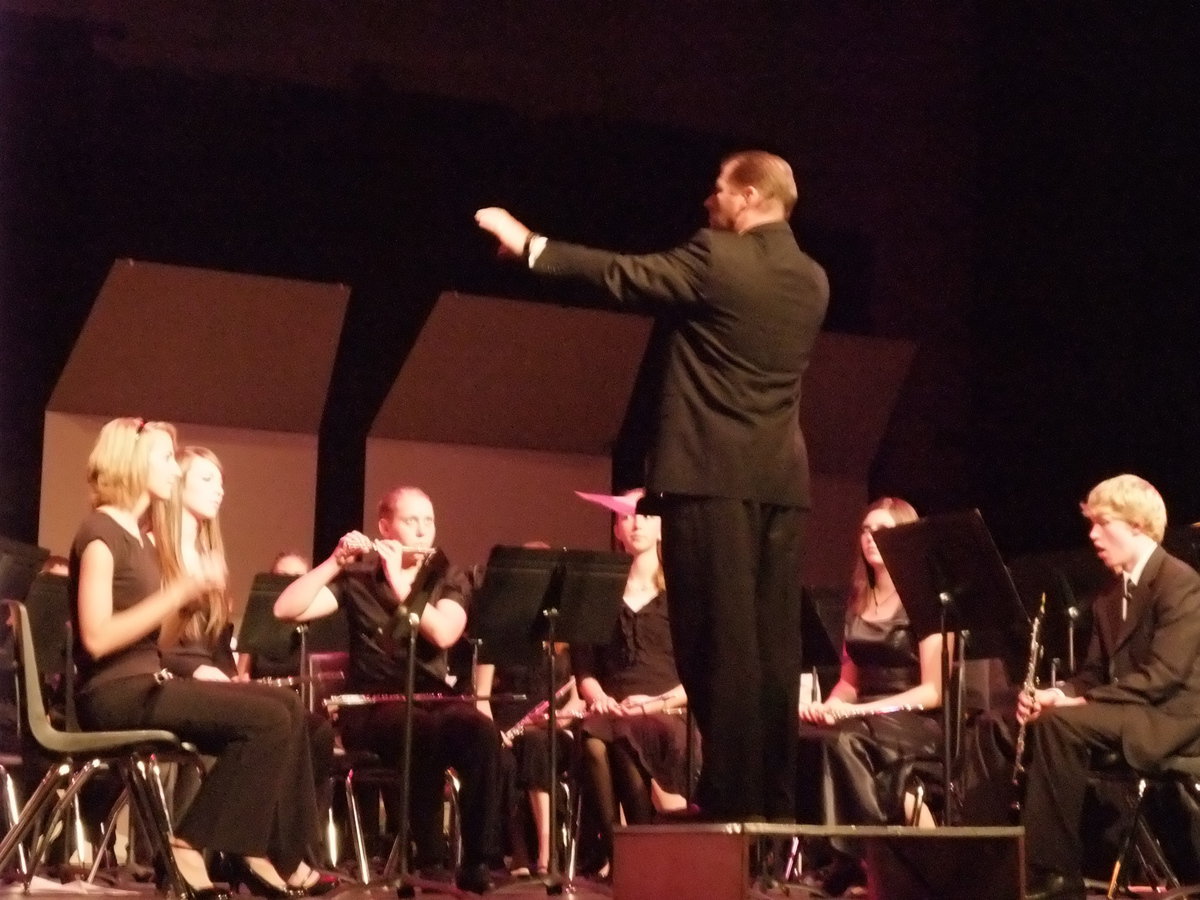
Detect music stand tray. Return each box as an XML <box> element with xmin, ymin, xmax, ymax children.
<box><xmin>237</xmin><ymin>573</ymin><xmax>303</xmax><ymax>663</ymax></box>
<box><xmin>872</xmin><ymin>510</ymin><xmax>1029</xmax><ymax>649</ymax></box>
<box><xmin>471</xmin><ymin>547</ymin><xmax>628</xmax><ymax>665</ymax></box>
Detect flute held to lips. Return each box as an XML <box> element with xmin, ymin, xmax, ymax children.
<box><xmin>335</xmin><ymin>531</ymin><xmax>439</xmax><ymax>565</ymax></box>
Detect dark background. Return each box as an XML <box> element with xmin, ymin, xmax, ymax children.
<box><xmin>2</xmin><ymin>3</ymin><xmax>1197</xmax><ymax>563</ymax></box>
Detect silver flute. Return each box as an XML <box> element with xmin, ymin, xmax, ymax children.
<box><xmin>828</xmin><ymin>702</ymin><xmax>925</xmax><ymax>721</ymax></box>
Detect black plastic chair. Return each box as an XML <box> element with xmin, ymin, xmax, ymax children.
<box><xmin>1089</xmin><ymin>748</ymin><xmax>1200</xmax><ymax>899</ymax></box>
<box><xmin>0</xmin><ymin>600</ymin><xmax>197</xmax><ymax>894</ymax></box>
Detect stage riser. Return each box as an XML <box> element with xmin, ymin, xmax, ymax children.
<box><xmin>614</xmin><ymin>824</ymin><xmax>1025</xmax><ymax>900</ymax></box>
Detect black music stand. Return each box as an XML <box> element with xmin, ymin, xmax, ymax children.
<box><xmin>800</xmin><ymin>586</ymin><xmax>846</xmax><ymax>699</ymax></box>
<box><xmin>0</xmin><ymin>538</ymin><xmax>49</xmax><ymax>603</ymax></box>
<box><xmin>0</xmin><ymin>542</ymin><xmax>52</xmax><ymax>747</ymax></box>
<box><xmin>873</xmin><ymin>510</ymin><xmax>1029</xmax><ymax>826</ymax></box>
<box><xmin>472</xmin><ymin>546</ymin><xmax>627</xmax><ymax>895</ymax></box>
<box><xmin>237</xmin><ymin>573</ymin><xmax>348</xmax><ymax>708</ymax></box>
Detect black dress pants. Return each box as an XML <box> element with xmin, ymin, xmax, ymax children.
<box><xmin>1023</xmin><ymin>703</ymin><xmax>1200</xmax><ymax>877</ymax></box>
<box><xmin>340</xmin><ymin>701</ymin><xmax>502</xmax><ymax>867</ymax></box>
<box><xmin>78</xmin><ymin>675</ymin><xmax>320</xmax><ymax>873</ymax></box>
<box><xmin>660</xmin><ymin>495</ymin><xmax>804</xmax><ymax>820</ymax></box>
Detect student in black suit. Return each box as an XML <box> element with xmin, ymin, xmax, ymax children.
<box><xmin>1019</xmin><ymin>475</ymin><xmax>1200</xmax><ymax>900</ymax></box>
<box><xmin>476</xmin><ymin>150</ymin><xmax>829</xmax><ymax>821</ymax></box>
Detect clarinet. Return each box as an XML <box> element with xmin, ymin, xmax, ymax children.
<box><xmin>501</xmin><ymin>677</ymin><xmax>576</xmax><ymax>744</ymax></box>
<box><xmin>1011</xmin><ymin>592</ymin><xmax>1046</xmax><ymax>814</ymax></box>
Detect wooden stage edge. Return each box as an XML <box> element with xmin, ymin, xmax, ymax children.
<box><xmin>613</xmin><ymin>823</ymin><xmax>1026</xmax><ymax>900</ymax></box>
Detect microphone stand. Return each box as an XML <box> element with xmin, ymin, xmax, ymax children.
<box><xmin>938</xmin><ymin>591</ymin><xmax>957</xmax><ymax>826</ymax></box>
<box><xmin>1066</xmin><ymin>607</ymin><xmax>1078</xmax><ymax>675</ymax></box>
<box><xmin>543</xmin><ymin>608</ymin><xmax>564</xmax><ymax>896</ymax></box>
<box><xmin>1055</xmin><ymin>569</ymin><xmax>1079</xmax><ymax>676</ymax></box>
<box><xmin>384</xmin><ymin>611</ymin><xmax>420</xmax><ymax>898</ymax></box>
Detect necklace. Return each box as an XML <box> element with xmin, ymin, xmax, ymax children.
<box><xmin>870</xmin><ymin>586</ymin><xmax>899</xmax><ymax>608</ymax></box>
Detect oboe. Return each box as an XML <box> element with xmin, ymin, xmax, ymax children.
<box><xmin>1011</xmin><ymin>592</ymin><xmax>1046</xmax><ymax>809</ymax></box>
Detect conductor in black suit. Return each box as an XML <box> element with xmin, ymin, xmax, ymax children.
<box><xmin>1018</xmin><ymin>474</ymin><xmax>1200</xmax><ymax>900</ymax></box>
<box><xmin>476</xmin><ymin>150</ymin><xmax>829</xmax><ymax>821</ymax></box>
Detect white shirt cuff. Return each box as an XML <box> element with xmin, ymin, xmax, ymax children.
<box><xmin>527</xmin><ymin>235</ymin><xmax>548</xmax><ymax>268</ymax></box>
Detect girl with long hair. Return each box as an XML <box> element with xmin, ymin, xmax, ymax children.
<box><xmin>795</xmin><ymin>497</ymin><xmax>946</xmax><ymax>895</ymax></box>
<box><xmin>69</xmin><ymin>419</ymin><xmax>320</xmax><ymax>900</ymax></box>
<box><xmin>149</xmin><ymin>446</ymin><xmax>336</xmax><ymax>895</ymax></box>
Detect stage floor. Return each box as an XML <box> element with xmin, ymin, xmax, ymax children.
<box><xmin>0</xmin><ymin>875</ymin><xmax>1142</xmax><ymax>899</ymax></box>
<box><xmin>0</xmin><ymin>873</ymin><xmax>1132</xmax><ymax>899</ymax></box>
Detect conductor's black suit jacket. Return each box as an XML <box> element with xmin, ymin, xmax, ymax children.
<box><xmin>535</xmin><ymin>221</ymin><xmax>829</xmax><ymax>507</ymax></box>
<box><xmin>1061</xmin><ymin>545</ymin><xmax>1200</xmax><ymax>768</ymax></box>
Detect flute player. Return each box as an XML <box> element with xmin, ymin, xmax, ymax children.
<box><xmin>794</xmin><ymin>498</ymin><xmax>947</xmax><ymax>896</ymax></box>
<box><xmin>274</xmin><ymin>486</ymin><xmax>502</xmax><ymax>895</ymax></box>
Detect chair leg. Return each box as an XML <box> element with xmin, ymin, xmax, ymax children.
<box><xmin>1130</xmin><ymin>813</ymin><xmax>1181</xmax><ymax>892</ymax></box>
<box><xmin>125</xmin><ymin>755</ymin><xmax>189</xmax><ymax>899</ymax></box>
<box><xmin>566</xmin><ymin>777</ymin><xmax>585</xmax><ymax>882</ymax></box>
<box><xmin>445</xmin><ymin>769</ymin><xmax>462</xmax><ymax>873</ymax></box>
<box><xmin>344</xmin><ymin>771</ymin><xmax>373</xmax><ymax>885</ymax></box>
<box><xmin>26</xmin><ymin>758</ymin><xmax>107</xmax><ymax>885</ymax></box>
<box><xmin>86</xmin><ymin>786</ymin><xmax>130</xmax><ymax>882</ymax></box>
<box><xmin>323</xmin><ymin>801</ymin><xmax>340</xmax><ymax>869</ymax></box>
<box><xmin>0</xmin><ymin>761</ymin><xmax>71</xmax><ymax>881</ymax></box>
<box><xmin>0</xmin><ymin>764</ymin><xmax>30</xmax><ymax>877</ymax></box>
<box><xmin>1109</xmin><ymin>777</ymin><xmax>1149</xmax><ymax>899</ymax></box>
<box><xmin>782</xmin><ymin>836</ymin><xmax>803</xmax><ymax>882</ymax></box>
<box><xmin>68</xmin><ymin>792</ymin><xmax>93</xmax><ymax>866</ymax></box>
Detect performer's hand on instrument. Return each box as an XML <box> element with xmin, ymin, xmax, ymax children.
<box><xmin>820</xmin><ymin>697</ymin><xmax>854</xmax><ymax>725</ymax></box>
<box><xmin>333</xmin><ymin>531</ymin><xmax>373</xmax><ymax>567</ymax></box>
<box><xmin>589</xmin><ymin>693</ymin><xmax>623</xmax><ymax>716</ymax></box>
<box><xmin>797</xmin><ymin>700</ymin><xmax>828</xmax><ymax>724</ymax></box>
<box><xmin>475</xmin><ymin>207</ymin><xmax>532</xmax><ymax>259</ymax></box>
<box><xmin>1018</xmin><ymin>686</ymin><xmax>1083</xmax><ymax>724</ymax></box>
<box><xmin>620</xmin><ymin>694</ymin><xmax>657</xmax><ymax>715</ymax></box>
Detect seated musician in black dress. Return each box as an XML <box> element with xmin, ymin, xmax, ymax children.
<box><xmin>571</xmin><ymin>489</ymin><xmax>692</xmax><ymax>871</ymax></box>
<box><xmin>796</xmin><ymin>497</ymin><xmax>947</xmax><ymax>895</ymax></box>
<box><xmin>71</xmin><ymin>418</ymin><xmax>320</xmax><ymax>900</ymax></box>
<box><xmin>150</xmin><ymin>445</ymin><xmax>337</xmax><ymax>894</ymax></box>
<box><xmin>476</xmin><ymin>644</ymin><xmax>583</xmax><ymax>878</ymax></box>
<box><xmin>273</xmin><ymin>485</ymin><xmax>501</xmax><ymax>895</ymax></box>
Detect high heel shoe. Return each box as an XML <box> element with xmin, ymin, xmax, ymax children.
<box><xmin>166</xmin><ymin>843</ymin><xmax>232</xmax><ymax>900</ymax></box>
<box><xmin>293</xmin><ymin>871</ymin><xmax>340</xmax><ymax>896</ymax></box>
<box><xmin>225</xmin><ymin>857</ymin><xmax>305</xmax><ymax>898</ymax></box>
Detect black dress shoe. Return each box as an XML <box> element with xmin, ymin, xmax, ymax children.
<box><xmin>1025</xmin><ymin>869</ymin><xmax>1086</xmax><ymax>900</ymax></box>
<box><xmin>454</xmin><ymin>862</ymin><xmax>495</xmax><ymax>895</ymax></box>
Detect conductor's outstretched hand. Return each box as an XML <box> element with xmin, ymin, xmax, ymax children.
<box><xmin>475</xmin><ymin>207</ymin><xmax>532</xmax><ymax>259</ymax></box>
